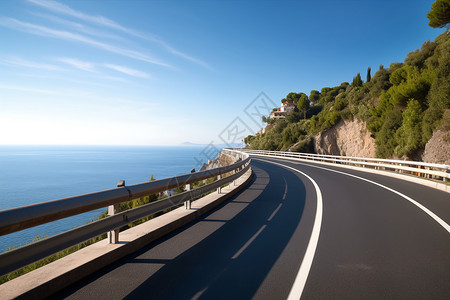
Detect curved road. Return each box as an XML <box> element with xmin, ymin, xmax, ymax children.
<box><xmin>53</xmin><ymin>156</ymin><xmax>450</xmax><ymax>299</ymax></box>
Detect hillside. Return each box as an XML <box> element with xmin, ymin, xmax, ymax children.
<box><xmin>245</xmin><ymin>31</ymin><xmax>450</xmax><ymax>163</ymax></box>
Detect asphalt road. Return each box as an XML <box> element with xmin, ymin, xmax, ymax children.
<box><xmin>52</xmin><ymin>157</ymin><xmax>450</xmax><ymax>299</ymax></box>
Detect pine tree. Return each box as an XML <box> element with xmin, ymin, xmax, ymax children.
<box><xmin>427</xmin><ymin>0</ymin><xmax>450</xmax><ymax>28</ymax></box>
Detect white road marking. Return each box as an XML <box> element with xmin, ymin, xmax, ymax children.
<box><xmin>231</xmin><ymin>225</ymin><xmax>267</xmax><ymax>259</ymax></box>
<box><xmin>288</xmin><ymin>160</ymin><xmax>450</xmax><ymax>234</ymax></box>
<box><xmin>253</xmin><ymin>155</ymin><xmax>449</xmax><ymax>299</ymax></box>
<box><xmin>282</xmin><ymin>176</ymin><xmax>288</xmax><ymax>200</ymax></box>
<box><xmin>267</xmin><ymin>203</ymin><xmax>283</xmax><ymax>221</ymax></box>
<box><xmin>262</xmin><ymin>160</ymin><xmax>323</xmax><ymax>300</ymax></box>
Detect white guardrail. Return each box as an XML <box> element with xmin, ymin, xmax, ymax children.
<box><xmin>237</xmin><ymin>149</ymin><xmax>450</xmax><ymax>183</ymax></box>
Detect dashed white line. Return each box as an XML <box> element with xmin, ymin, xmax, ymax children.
<box><xmin>231</xmin><ymin>225</ymin><xmax>267</xmax><ymax>259</ymax></box>
<box><xmin>263</xmin><ymin>160</ymin><xmax>323</xmax><ymax>300</ymax></box>
<box><xmin>282</xmin><ymin>176</ymin><xmax>288</xmax><ymax>200</ymax></box>
<box><xmin>267</xmin><ymin>203</ymin><xmax>283</xmax><ymax>221</ymax></box>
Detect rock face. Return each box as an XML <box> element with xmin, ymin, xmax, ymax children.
<box><xmin>199</xmin><ymin>152</ymin><xmax>236</xmax><ymax>171</ymax></box>
<box><xmin>422</xmin><ymin>130</ymin><xmax>450</xmax><ymax>165</ymax></box>
<box><xmin>314</xmin><ymin>119</ymin><xmax>376</xmax><ymax>158</ymax></box>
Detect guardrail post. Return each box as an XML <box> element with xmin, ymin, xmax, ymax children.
<box><xmin>217</xmin><ymin>174</ymin><xmax>222</xmax><ymax>193</ymax></box>
<box><xmin>185</xmin><ymin>169</ymin><xmax>195</xmax><ymax>209</ymax></box>
<box><xmin>184</xmin><ymin>182</ymin><xmax>191</xmax><ymax>209</ymax></box>
<box><xmin>108</xmin><ymin>180</ymin><xmax>123</xmax><ymax>244</ymax></box>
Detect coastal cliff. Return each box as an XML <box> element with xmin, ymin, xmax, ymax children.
<box><xmin>313</xmin><ymin>119</ymin><xmax>375</xmax><ymax>158</ymax></box>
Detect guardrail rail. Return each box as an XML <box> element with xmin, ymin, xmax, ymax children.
<box><xmin>238</xmin><ymin>149</ymin><xmax>449</xmax><ymax>183</ymax></box>
<box><xmin>0</xmin><ymin>150</ymin><xmax>250</xmax><ymax>276</ymax></box>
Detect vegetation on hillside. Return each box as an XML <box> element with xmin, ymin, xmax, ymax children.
<box><xmin>246</xmin><ymin>4</ymin><xmax>450</xmax><ymax>160</ymax></box>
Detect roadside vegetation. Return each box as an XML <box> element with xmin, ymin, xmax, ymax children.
<box><xmin>246</xmin><ymin>1</ymin><xmax>450</xmax><ymax>160</ymax></box>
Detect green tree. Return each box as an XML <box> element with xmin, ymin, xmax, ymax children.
<box><xmin>297</xmin><ymin>94</ymin><xmax>310</xmax><ymax>119</ymax></box>
<box><xmin>244</xmin><ymin>135</ymin><xmax>255</xmax><ymax>146</ymax></box>
<box><xmin>352</xmin><ymin>73</ymin><xmax>363</xmax><ymax>87</ymax></box>
<box><xmin>366</xmin><ymin>67</ymin><xmax>371</xmax><ymax>82</ymax></box>
<box><xmin>427</xmin><ymin>0</ymin><xmax>450</xmax><ymax>28</ymax></box>
<box><xmin>286</xmin><ymin>110</ymin><xmax>302</xmax><ymax>123</ymax></box>
<box><xmin>375</xmin><ymin>109</ymin><xmax>403</xmax><ymax>158</ymax></box>
<box><xmin>309</xmin><ymin>90</ymin><xmax>320</xmax><ymax>103</ymax></box>
<box><xmin>395</xmin><ymin>99</ymin><xmax>424</xmax><ymax>157</ymax></box>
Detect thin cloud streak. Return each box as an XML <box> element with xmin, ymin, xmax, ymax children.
<box><xmin>30</xmin><ymin>11</ymin><xmax>127</xmax><ymax>42</ymax></box>
<box><xmin>0</xmin><ymin>56</ymin><xmax>61</xmax><ymax>71</ymax></box>
<box><xmin>27</xmin><ymin>0</ymin><xmax>211</xmax><ymax>69</ymax></box>
<box><xmin>57</xmin><ymin>57</ymin><xmax>96</xmax><ymax>72</ymax></box>
<box><xmin>27</xmin><ymin>0</ymin><xmax>128</xmax><ymax>32</ymax></box>
<box><xmin>0</xmin><ymin>17</ymin><xmax>171</xmax><ymax>68</ymax></box>
<box><xmin>103</xmin><ymin>64</ymin><xmax>152</xmax><ymax>79</ymax></box>
<box><xmin>55</xmin><ymin>56</ymin><xmax>152</xmax><ymax>79</ymax></box>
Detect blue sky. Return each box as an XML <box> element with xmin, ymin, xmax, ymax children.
<box><xmin>0</xmin><ymin>0</ymin><xmax>445</xmax><ymax>145</ymax></box>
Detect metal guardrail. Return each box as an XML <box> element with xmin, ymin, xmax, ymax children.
<box><xmin>238</xmin><ymin>149</ymin><xmax>449</xmax><ymax>182</ymax></box>
<box><xmin>0</xmin><ymin>150</ymin><xmax>250</xmax><ymax>276</ymax></box>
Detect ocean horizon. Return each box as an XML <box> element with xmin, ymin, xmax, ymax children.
<box><xmin>0</xmin><ymin>145</ymin><xmax>222</xmax><ymax>253</ymax></box>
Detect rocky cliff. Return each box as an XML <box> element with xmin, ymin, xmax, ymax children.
<box><xmin>312</xmin><ymin>118</ymin><xmax>450</xmax><ymax>164</ymax></box>
<box><xmin>314</xmin><ymin>119</ymin><xmax>376</xmax><ymax>158</ymax></box>
<box><xmin>422</xmin><ymin>130</ymin><xmax>450</xmax><ymax>164</ymax></box>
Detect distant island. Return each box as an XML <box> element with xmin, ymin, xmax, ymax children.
<box><xmin>180</xmin><ymin>142</ymin><xmax>243</xmax><ymax>148</ymax></box>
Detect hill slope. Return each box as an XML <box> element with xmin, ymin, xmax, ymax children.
<box><xmin>246</xmin><ymin>32</ymin><xmax>450</xmax><ymax>163</ymax></box>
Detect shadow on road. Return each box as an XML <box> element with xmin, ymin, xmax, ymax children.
<box><xmin>54</xmin><ymin>160</ymin><xmax>309</xmax><ymax>299</ymax></box>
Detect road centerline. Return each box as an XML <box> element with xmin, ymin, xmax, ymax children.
<box><xmin>267</xmin><ymin>203</ymin><xmax>283</xmax><ymax>221</ymax></box>
<box><xmin>231</xmin><ymin>225</ymin><xmax>267</xmax><ymax>260</ymax></box>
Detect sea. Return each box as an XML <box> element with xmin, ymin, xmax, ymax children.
<box><xmin>0</xmin><ymin>145</ymin><xmax>220</xmax><ymax>253</ymax></box>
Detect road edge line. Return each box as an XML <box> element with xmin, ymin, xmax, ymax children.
<box><xmin>289</xmin><ymin>161</ymin><xmax>450</xmax><ymax>234</ymax></box>
<box><xmin>262</xmin><ymin>160</ymin><xmax>323</xmax><ymax>300</ymax></box>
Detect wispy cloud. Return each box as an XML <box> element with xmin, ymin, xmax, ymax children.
<box><xmin>27</xmin><ymin>0</ymin><xmax>211</xmax><ymax>69</ymax></box>
<box><xmin>55</xmin><ymin>57</ymin><xmax>151</xmax><ymax>79</ymax></box>
<box><xmin>0</xmin><ymin>56</ymin><xmax>61</xmax><ymax>71</ymax></box>
<box><xmin>57</xmin><ymin>57</ymin><xmax>96</xmax><ymax>72</ymax></box>
<box><xmin>27</xmin><ymin>0</ymin><xmax>132</xmax><ymax>34</ymax></box>
<box><xmin>103</xmin><ymin>64</ymin><xmax>152</xmax><ymax>79</ymax></box>
<box><xmin>30</xmin><ymin>11</ymin><xmax>126</xmax><ymax>42</ymax></box>
<box><xmin>0</xmin><ymin>17</ymin><xmax>171</xmax><ymax>68</ymax></box>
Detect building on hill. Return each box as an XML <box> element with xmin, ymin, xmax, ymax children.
<box><xmin>280</xmin><ymin>102</ymin><xmax>295</xmax><ymax>113</ymax></box>
<box><xmin>269</xmin><ymin>102</ymin><xmax>295</xmax><ymax>119</ymax></box>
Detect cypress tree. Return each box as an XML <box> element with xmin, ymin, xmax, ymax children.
<box><xmin>352</xmin><ymin>73</ymin><xmax>363</xmax><ymax>87</ymax></box>
<box><xmin>367</xmin><ymin>67</ymin><xmax>372</xmax><ymax>82</ymax></box>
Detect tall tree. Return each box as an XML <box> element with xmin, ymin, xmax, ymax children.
<box><xmin>309</xmin><ymin>90</ymin><xmax>320</xmax><ymax>103</ymax></box>
<box><xmin>297</xmin><ymin>94</ymin><xmax>310</xmax><ymax>119</ymax></box>
<box><xmin>352</xmin><ymin>73</ymin><xmax>363</xmax><ymax>87</ymax></box>
<box><xmin>366</xmin><ymin>67</ymin><xmax>372</xmax><ymax>82</ymax></box>
<box><xmin>427</xmin><ymin>0</ymin><xmax>450</xmax><ymax>28</ymax></box>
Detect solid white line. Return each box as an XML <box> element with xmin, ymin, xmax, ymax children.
<box><xmin>231</xmin><ymin>225</ymin><xmax>267</xmax><ymax>259</ymax></box>
<box><xmin>287</xmin><ymin>161</ymin><xmax>450</xmax><ymax>234</ymax></box>
<box><xmin>263</xmin><ymin>160</ymin><xmax>323</xmax><ymax>300</ymax></box>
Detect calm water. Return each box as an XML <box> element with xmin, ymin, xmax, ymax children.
<box><xmin>0</xmin><ymin>145</ymin><xmax>218</xmax><ymax>253</ymax></box>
